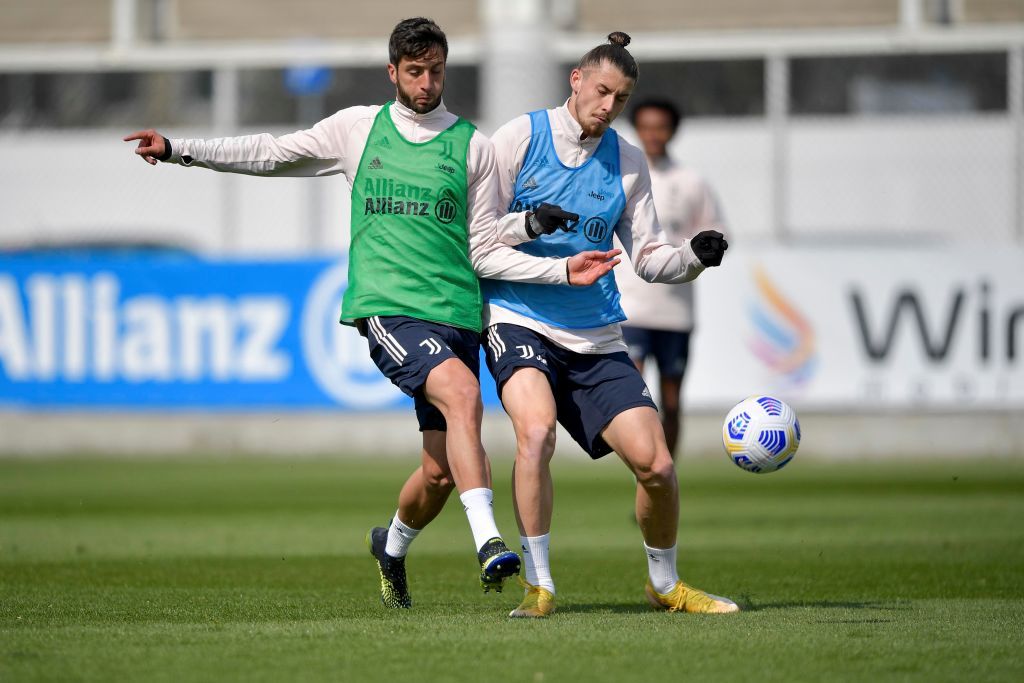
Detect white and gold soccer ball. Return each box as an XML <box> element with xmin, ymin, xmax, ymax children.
<box><xmin>722</xmin><ymin>396</ymin><xmax>801</xmax><ymax>473</ymax></box>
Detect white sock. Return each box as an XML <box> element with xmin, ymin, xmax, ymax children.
<box><xmin>521</xmin><ymin>534</ymin><xmax>555</xmax><ymax>594</ymax></box>
<box><xmin>385</xmin><ymin>513</ymin><xmax>421</xmax><ymax>558</ymax></box>
<box><xmin>645</xmin><ymin>543</ymin><xmax>680</xmax><ymax>595</ymax></box>
<box><xmin>459</xmin><ymin>488</ymin><xmax>501</xmax><ymax>551</ymax></box>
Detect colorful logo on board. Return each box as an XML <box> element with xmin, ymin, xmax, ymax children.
<box><xmin>747</xmin><ymin>266</ymin><xmax>817</xmax><ymax>385</ymax></box>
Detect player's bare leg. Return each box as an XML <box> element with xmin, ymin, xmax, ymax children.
<box><xmin>396</xmin><ymin>430</ymin><xmax>456</xmax><ymax>529</ymax></box>
<box><xmin>423</xmin><ymin>358</ymin><xmax>490</xmax><ymax>491</ymax></box>
<box><xmin>499</xmin><ymin>367</ymin><xmax>558</xmax><ymax>617</ymax></box>
<box><xmin>367</xmin><ymin>431</ymin><xmax>455</xmax><ymax>609</ymax></box>
<box><xmin>423</xmin><ymin>358</ymin><xmax>520</xmax><ymax>592</ymax></box>
<box><xmin>502</xmin><ymin>368</ymin><xmax>557</xmax><ymax>536</ymax></box>
<box><xmin>659</xmin><ymin>375</ymin><xmax>683</xmax><ymax>460</ymax></box>
<box><xmin>629</xmin><ymin>354</ymin><xmax>682</xmax><ymax>461</ymax></box>
<box><xmin>603</xmin><ymin>406</ymin><xmax>678</xmax><ymax>546</ymax></box>
<box><xmin>603</xmin><ymin>406</ymin><xmax>738</xmax><ymax>613</ymax></box>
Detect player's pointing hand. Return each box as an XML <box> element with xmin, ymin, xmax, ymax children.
<box><xmin>123</xmin><ymin>129</ymin><xmax>168</xmax><ymax>166</ymax></box>
<box><xmin>567</xmin><ymin>249</ymin><xmax>622</xmax><ymax>286</ymax></box>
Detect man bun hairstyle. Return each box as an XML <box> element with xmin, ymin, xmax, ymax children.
<box><xmin>630</xmin><ymin>97</ymin><xmax>683</xmax><ymax>132</ymax></box>
<box><xmin>577</xmin><ymin>31</ymin><xmax>639</xmax><ymax>81</ymax></box>
<box><xmin>607</xmin><ymin>31</ymin><xmax>631</xmax><ymax>48</ymax></box>
<box><xmin>389</xmin><ymin>17</ymin><xmax>448</xmax><ymax>65</ymax></box>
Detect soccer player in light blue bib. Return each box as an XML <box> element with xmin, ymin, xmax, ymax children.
<box><xmin>483</xmin><ymin>107</ymin><xmax>627</xmax><ymax>329</ymax></box>
<box><xmin>481</xmin><ymin>31</ymin><xmax>734</xmax><ymax>618</ymax></box>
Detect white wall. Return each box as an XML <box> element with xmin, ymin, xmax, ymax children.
<box><xmin>1</xmin><ymin>115</ymin><xmax>1019</xmax><ymax>254</ymax></box>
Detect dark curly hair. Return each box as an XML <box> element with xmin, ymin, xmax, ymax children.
<box><xmin>388</xmin><ymin>17</ymin><xmax>448</xmax><ymax>65</ymax></box>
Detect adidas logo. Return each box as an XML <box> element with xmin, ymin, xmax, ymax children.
<box><xmin>522</xmin><ymin>176</ymin><xmax>539</xmax><ymax>190</ymax></box>
<box><xmin>375</xmin><ymin>136</ymin><xmax>391</xmax><ymax>149</ymax></box>
<box><xmin>368</xmin><ymin>157</ymin><xmax>384</xmax><ymax>170</ymax></box>
<box><xmin>642</xmin><ymin>387</ymin><xmax>651</xmax><ymax>398</ymax></box>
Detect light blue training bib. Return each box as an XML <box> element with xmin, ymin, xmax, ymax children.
<box><xmin>483</xmin><ymin>110</ymin><xmax>628</xmax><ymax>329</ymax></box>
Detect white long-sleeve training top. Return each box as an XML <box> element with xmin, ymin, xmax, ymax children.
<box><xmin>615</xmin><ymin>156</ymin><xmax>727</xmax><ymax>332</ymax></box>
<box><xmin>165</xmin><ymin>99</ymin><xmax>571</xmax><ymax>287</ymax></box>
<box><xmin>487</xmin><ymin>103</ymin><xmax>707</xmax><ymax>354</ymax></box>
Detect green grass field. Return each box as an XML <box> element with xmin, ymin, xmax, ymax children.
<box><xmin>2</xmin><ymin>455</ymin><xmax>1023</xmax><ymax>682</ymax></box>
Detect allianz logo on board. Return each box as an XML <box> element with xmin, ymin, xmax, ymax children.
<box><xmin>0</xmin><ymin>266</ymin><xmax>403</xmax><ymax>409</ymax></box>
<box><xmin>301</xmin><ymin>263</ymin><xmax>406</xmax><ymax>408</ymax></box>
<box><xmin>0</xmin><ymin>272</ymin><xmax>291</xmax><ymax>383</ymax></box>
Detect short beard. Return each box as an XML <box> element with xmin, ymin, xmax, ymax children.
<box><xmin>395</xmin><ymin>83</ymin><xmax>441</xmax><ymax>114</ymax></box>
<box><xmin>570</xmin><ymin>98</ymin><xmax>606</xmax><ymax>139</ymax></box>
<box><xmin>580</xmin><ymin>120</ymin><xmax>609</xmax><ymax>140</ymax></box>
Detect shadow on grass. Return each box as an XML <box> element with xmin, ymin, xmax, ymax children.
<box><xmin>558</xmin><ymin>602</ymin><xmax>651</xmax><ymax>615</ymax></box>
<box><xmin>811</xmin><ymin>618</ymin><xmax>897</xmax><ymax>624</ymax></box>
<box><xmin>561</xmin><ymin>599</ymin><xmax>908</xmax><ymax>616</ymax></box>
<box><xmin>741</xmin><ymin>597</ymin><xmax>910</xmax><ymax>613</ymax></box>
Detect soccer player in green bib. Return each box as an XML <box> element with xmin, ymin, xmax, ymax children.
<box><xmin>124</xmin><ymin>17</ymin><xmax>620</xmax><ymax>611</ymax></box>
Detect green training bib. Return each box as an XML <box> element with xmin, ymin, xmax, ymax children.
<box><xmin>341</xmin><ymin>102</ymin><xmax>481</xmax><ymax>332</ymax></box>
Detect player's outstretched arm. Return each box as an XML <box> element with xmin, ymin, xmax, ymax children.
<box><xmin>122</xmin><ymin>109</ymin><xmax>354</xmax><ymax>177</ymax></box>
<box><xmin>123</xmin><ymin>129</ymin><xmax>169</xmax><ymax>166</ymax></box>
<box><xmin>567</xmin><ymin>249</ymin><xmax>621</xmax><ymax>286</ymax></box>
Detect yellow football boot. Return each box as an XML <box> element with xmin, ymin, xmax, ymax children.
<box><xmin>644</xmin><ymin>580</ymin><xmax>740</xmax><ymax>614</ymax></box>
<box><xmin>508</xmin><ymin>578</ymin><xmax>556</xmax><ymax>618</ymax></box>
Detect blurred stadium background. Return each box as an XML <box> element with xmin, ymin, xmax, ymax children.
<box><xmin>0</xmin><ymin>0</ymin><xmax>1022</xmax><ymax>458</ymax></box>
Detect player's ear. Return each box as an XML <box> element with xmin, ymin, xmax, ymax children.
<box><xmin>569</xmin><ymin>68</ymin><xmax>582</xmax><ymax>95</ymax></box>
<box><xmin>386</xmin><ymin>63</ymin><xmax>398</xmax><ymax>85</ymax></box>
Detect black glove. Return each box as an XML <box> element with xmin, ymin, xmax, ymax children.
<box><xmin>691</xmin><ymin>230</ymin><xmax>728</xmax><ymax>267</ymax></box>
<box><xmin>525</xmin><ymin>203</ymin><xmax>580</xmax><ymax>238</ymax></box>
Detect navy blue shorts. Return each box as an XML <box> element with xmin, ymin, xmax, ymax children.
<box><xmin>361</xmin><ymin>315</ymin><xmax>481</xmax><ymax>432</ymax></box>
<box><xmin>484</xmin><ymin>323</ymin><xmax>657</xmax><ymax>459</ymax></box>
<box><xmin>622</xmin><ymin>326</ymin><xmax>691</xmax><ymax>380</ymax></box>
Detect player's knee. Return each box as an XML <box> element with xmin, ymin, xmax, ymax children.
<box><xmin>515</xmin><ymin>422</ymin><xmax>556</xmax><ymax>464</ymax></box>
<box><xmin>420</xmin><ymin>451</ymin><xmax>455</xmax><ymax>492</ymax></box>
<box><xmin>424</xmin><ymin>468</ymin><xmax>455</xmax><ymax>494</ymax></box>
<box><xmin>441</xmin><ymin>382</ymin><xmax>483</xmax><ymax>421</ymax></box>
<box><xmin>634</xmin><ymin>453</ymin><xmax>676</xmax><ymax>488</ymax></box>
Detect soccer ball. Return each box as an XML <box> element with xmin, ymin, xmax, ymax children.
<box><xmin>722</xmin><ymin>396</ymin><xmax>801</xmax><ymax>473</ymax></box>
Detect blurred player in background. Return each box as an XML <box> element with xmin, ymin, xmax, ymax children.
<box><xmin>617</xmin><ymin>99</ymin><xmax>728</xmax><ymax>460</ymax></box>
<box><xmin>124</xmin><ymin>17</ymin><xmax>619</xmax><ymax>611</ymax></box>
<box><xmin>483</xmin><ymin>32</ymin><xmax>735</xmax><ymax>618</ymax></box>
